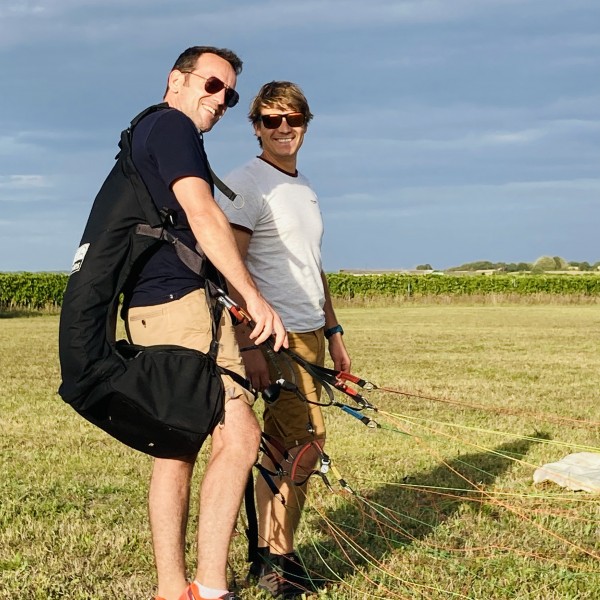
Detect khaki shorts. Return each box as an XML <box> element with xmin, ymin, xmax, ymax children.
<box><xmin>126</xmin><ymin>289</ymin><xmax>254</xmax><ymax>406</ymax></box>
<box><xmin>263</xmin><ymin>329</ymin><xmax>326</xmax><ymax>449</ymax></box>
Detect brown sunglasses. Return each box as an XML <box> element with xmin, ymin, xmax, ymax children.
<box><xmin>259</xmin><ymin>112</ymin><xmax>306</xmax><ymax>129</ymax></box>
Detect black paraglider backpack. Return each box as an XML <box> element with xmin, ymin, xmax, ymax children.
<box><xmin>58</xmin><ymin>103</ymin><xmax>250</xmax><ymax>458</ymax></box>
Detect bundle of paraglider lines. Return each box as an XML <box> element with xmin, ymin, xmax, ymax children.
<box><xmin>214</xmin><ymin>288</ymin><xmax>600</xmax><ymax>599</ymax></box>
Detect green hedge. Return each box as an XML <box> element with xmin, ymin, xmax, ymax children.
<box><xmin>0</xmin><ymin>272</ymin><xmax>69</xmax><ymax>310</ymax></box>
<box><xmin>2</xmin><ymin>272</ymin><xmax>600</xmax><ymax>310</ymax></box>
<box><xmin>327</xmin><ymin>273</ymin><xmax>600</xmax><ymax>298</ymax></box>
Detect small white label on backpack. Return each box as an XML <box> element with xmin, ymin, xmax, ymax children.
<box><xmin>71</xmin><ymin>243</ymin><xmax>90</xmax><ymax>274</ymax></box>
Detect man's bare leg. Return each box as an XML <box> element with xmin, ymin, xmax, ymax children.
<box><xmin>196</xmin><ymin>398</ymin><xmax>261</xmax><ymax>589</ymax></box>
<box><xmin>149</xmin><ymin>455</ymin><xmax>196</xmax><ymax>600</ymax></box>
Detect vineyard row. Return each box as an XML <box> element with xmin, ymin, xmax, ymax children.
<box><xmin>2</xmin><ymin>272</ymin><xmax>600</xmax><ymax>310</ymax></box>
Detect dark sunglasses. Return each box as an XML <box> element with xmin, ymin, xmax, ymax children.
<box><xmin>259</xmin><ymin>112</ymin><xmax>306</xmax><ymax>129</ymax></box>
<box><xmin>185</xmin><ymin>71</ymin><xmax>239</xmax><ymax>108</ymax></box>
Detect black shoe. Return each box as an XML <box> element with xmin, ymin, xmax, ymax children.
<box><xmin>247</xmin><ymin>547</ymin><xmax>269</xmax><ymax>583</ymax></box>
<box><xmin>257</xmin><ymin>552</ymin><xmax>326</xmax><ymax>599</ymax></box>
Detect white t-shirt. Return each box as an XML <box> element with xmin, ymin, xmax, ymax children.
<box><xmin>217</xmin><ymin>157</ymin><xmax>325</xmax><ymax>332</ymax></box>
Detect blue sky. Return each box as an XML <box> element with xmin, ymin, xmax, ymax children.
<box><xmin>1</xmin><ymin>0</ymin><xmax>598</xmax><ymax>272</ymax></box>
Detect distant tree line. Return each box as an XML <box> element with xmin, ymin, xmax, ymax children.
<box><xmin>444</xmin><ymin>256</ymin><xmax>600</xmax><ymax>273</ymax></box>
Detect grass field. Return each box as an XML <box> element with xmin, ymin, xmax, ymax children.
<box><xmin>1</xmin><ymin>305</ymin><xmax>599</xmax><ymax>599</ymax></box>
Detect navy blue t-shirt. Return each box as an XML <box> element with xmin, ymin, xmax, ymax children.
<box><xmin>127</xmin><ymin>108</ymin><xmax>212</xmax><ymax>307</ymax></box>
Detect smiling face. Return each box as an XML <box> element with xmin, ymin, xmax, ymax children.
<box><xmin>166</xmin><ymin>52</ymin><xmax>237</xmax><ymax>132</ymax></box>
<box><xmin>254</xmin><ymin>105</ymin><xmax>307</xmax><ymax>172</ymax></box>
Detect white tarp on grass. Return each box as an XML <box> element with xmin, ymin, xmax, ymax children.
<box><xmin>533</xmin><ymin>452</ymin><xmax>600</xmax><ymax>493</ymax></box>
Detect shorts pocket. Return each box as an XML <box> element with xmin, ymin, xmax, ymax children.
<box><xmin>128</xmin><ymin>307</ymin><xmax>165</xmax><ymax>322</ymax></box>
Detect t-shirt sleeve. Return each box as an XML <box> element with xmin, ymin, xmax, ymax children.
<box><xmin>146</xmin><ymin>110</ymin><xmax>210</xmax><ymax>188</ymax></box>
<box><xmin>216</xmin><ymin>166</ymin><xmax>263</xmax><ymax>232</ymax></box>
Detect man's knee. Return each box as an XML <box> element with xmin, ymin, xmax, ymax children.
<box><xmin>214</xmin><ymin>399</ymin><xmax>261</xmax><ymax>459</ymax></box>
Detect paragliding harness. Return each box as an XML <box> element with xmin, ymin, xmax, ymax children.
<box><xmin>58</xmin><ymin>103</ymin><xmax>253</xmax><ymax>459</ymax></box>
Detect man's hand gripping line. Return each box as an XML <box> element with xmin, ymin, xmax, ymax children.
<box><xmin>209</xmin><ymin>284</ymin><xmax>380</xmax><ymax>421</ymax></box>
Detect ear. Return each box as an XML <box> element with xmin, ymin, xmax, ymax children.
<box><xmin>167</xmin><ymin>69</ymin><xmax>185</xmax><ymax>94</ymax></box>
<box><xmin>253</xmin><ymin>122</ymin><xmax>261</xmax><ymax>138</ymax></box>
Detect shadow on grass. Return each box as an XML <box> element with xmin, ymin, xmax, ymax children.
<box><xmin>0</xmin><ymin>309</ymin><xmax>57</xmax><ymax>318</ymax></box>
<box><xmin>301</xmin><ymin>433</ymin><xmax>550</xmax><ymax>581</ymax></box>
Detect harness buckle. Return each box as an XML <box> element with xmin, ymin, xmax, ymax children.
<box><xmin>159</xmin><ymin>207</ymin><xmax>177</xmax><ymax>227</ymax></box>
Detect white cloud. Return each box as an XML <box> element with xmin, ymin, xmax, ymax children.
<box><xmin>3</xmin><ymin>0</ymin><xmax>594</xmax><ymax>48</ymax></box>
<box><xmin>323</xmin><ymin>178</ymin><xmax>600</xmax><ymax>219</ymax></box>
<box><xmin>0</xmin><ymin>129</ymin><xmax>91</xmax><ymax>157</ymax></box>
<box><xmin>0</xmin><ymin>174</ymin><xmax>51</xmax><ymax>189</ymax></box>
<box><xmin>410</xmin><ymin>128</ymin><xmax>544</xmax><ymax>150</ymax></box>
<box><xmin>0</xmin><ymin>134</ymin><xmax>36</xmax><ymax>156</ymax></box>
<box><xmin>0</xmin><ymin>2</ymin><xmax>45</xmax><ymax>17</ymax></box>
<box><xmin>412</xmin><ymin>118</ymin><xmax>600</xmax><ymax>149</ymax></box>
<box><xmin>308</xmin><ymin>102</ymin><xmax>600</xmax><ymax>175</ymax></box>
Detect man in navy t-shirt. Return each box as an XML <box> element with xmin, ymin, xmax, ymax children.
<box><xmin>123</xmin><ymin>46</ymin><xmax>287</xmax><ymax>600</ymax></box>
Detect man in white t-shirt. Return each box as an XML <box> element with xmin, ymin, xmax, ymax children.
<box><xmin>216</xmin><ymin>81</ymin><xmax>350</xmax><ymax>597</ymax></box>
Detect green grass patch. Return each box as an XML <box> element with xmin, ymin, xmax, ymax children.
<box><xmin>1</xmin><ymin>306</ymin><xmax>599</xmax><ymax>598</ymax></box>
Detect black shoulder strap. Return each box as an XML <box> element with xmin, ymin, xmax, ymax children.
<box><xmin>130</xmin><ymin>102</ymin><xmax>170</xmax><ymax>129</ymax></box>
<box><xmin>128</xmin><ymin>102</ymin><xmax>239</xmax><ymax>204</ymax></box>
<box><xmin>209</xmin><ymin>166</ymin><xmax>238</xmax><ymax>202</ymax></box>
<box><xmin>135</xmin><ymin>223</ymin><xmax>205</xmax><ymax>274</ymax></box>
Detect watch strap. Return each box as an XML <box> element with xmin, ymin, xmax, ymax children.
<box><xmin>324</xmin><ymin>324</ymin><xmax>344</xmax><ymax>339</ymax></box>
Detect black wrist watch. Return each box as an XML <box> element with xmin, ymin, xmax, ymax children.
<box><xmin>324</xmin><ymin>324</ymin><xmax>344</xmax><ymax>339</ymax></box>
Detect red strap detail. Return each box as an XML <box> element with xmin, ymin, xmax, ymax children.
<box><xmin>179</xmin><ymin>582</ymin><xmax>201</xmax><ymax>600</ymax></box>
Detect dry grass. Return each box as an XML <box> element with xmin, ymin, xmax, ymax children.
<box><xmin>1</xmin><ymin>305</ymin><xmax>599</xmax><ymax>599</ymax></box>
